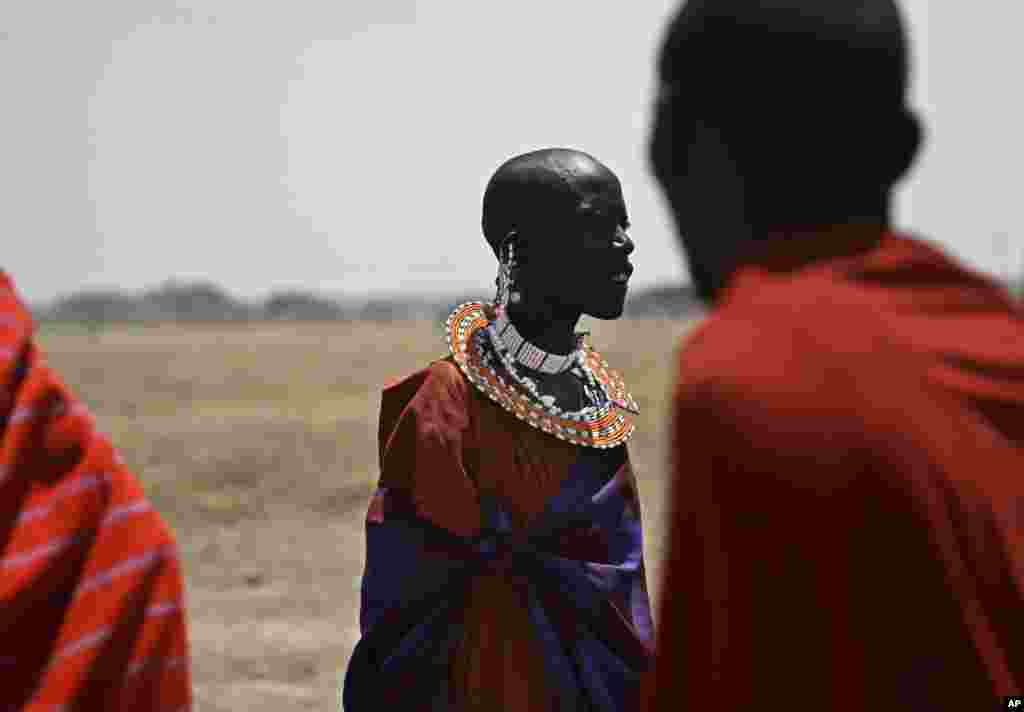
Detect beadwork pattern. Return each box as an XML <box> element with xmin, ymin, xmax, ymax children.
<box><xmin>492</xmin><ymin>309</ymin><xmax>576</xmax><ymax>374</ymax></box>
<box><xmin>445</xmin><ymin>302</ymin><xmax>639</xmax><ymax>449</ymax></box>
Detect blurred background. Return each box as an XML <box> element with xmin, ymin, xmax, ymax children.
<box><xmin>2</xmin><ymin>0</ymin><xmax>1022</xmax><ymax>314</ymax></box>
<box><xmin>2</xmin><ymin>1</ymin><xmax>1022</xmax><ymax>710</ymax></box>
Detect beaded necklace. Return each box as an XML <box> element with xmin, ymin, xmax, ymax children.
<box><xmin>490</xmin><ymin>308</ymin><xmax>577</xmax><ymax>375</ymax></box>
<box><xmin>486</xmin><ymin>304</ymin><xmax>606</xmax><ymax>418</ymax></box>
<box><xmin>445</xmin><ymin>302</ymin><xmax>639</xmax><ymax>449</ymax></box>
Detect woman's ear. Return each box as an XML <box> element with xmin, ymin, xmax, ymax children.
<box><xmin>886</xmin><ymin>107</ymin><xmax>923</xmax><ymax>186</ymax></box>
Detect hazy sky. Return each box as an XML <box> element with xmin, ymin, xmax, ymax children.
<box><xmin>1</xmin><ymin>1</ymin><xmax>1022</xmax><ymax>302</ymax></box>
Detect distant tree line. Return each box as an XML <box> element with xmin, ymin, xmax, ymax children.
<box><xmin>32</xmin><ymin>280</ymin><xmax>707</xmax><ymax>324</ymax></box>
<box><xmin>33</xmin><ymin>274</ymin><xmax>1024</xmax><ymax>325</ymax></box>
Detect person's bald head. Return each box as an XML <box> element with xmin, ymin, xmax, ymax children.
<box><xmin>482</xmin><ymin>148</ymin><xmax>627</xmax><ymax>257</ymax></box>
<box><xmin>649</xmin><ymin>0</ymin><xmax>922</xmax><ymax>302</ymax></box>
<box><xmin>659</xmin><ymin>0</ymin><xmax>910</xmax><ymax>111</ymax></box>
<box><xmin>480</xmin><ymin>148</ymin><xmax>636</xmax><ymax>321</ymax></box>
<box><xmin>651</xmin><ymin>0</ymin><xmax>919</xmax><ymax>194</ymax></box>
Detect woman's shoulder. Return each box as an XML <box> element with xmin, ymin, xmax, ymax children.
<box><xmin>380</xmin><ymin>356</ymin><xmax>471</xmax><ymax>412</ymax></box>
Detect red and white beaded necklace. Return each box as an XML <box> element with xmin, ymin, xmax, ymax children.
<box><xmin>445</xmin><ymin>301</ymin><xmax>639</xmax><ymax>449</ymax></box>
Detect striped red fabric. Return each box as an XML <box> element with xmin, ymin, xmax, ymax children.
<box><xmin>0</xmin><ymin>273</ymin><xmax>191</xmax><ymax>710</ymax></box>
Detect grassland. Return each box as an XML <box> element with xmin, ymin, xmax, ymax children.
<box><xmin>38</xmin><ymin>317</ymin><xmax>701</xmax><ymax>711</ymax></box>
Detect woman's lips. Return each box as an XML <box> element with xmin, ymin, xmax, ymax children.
<box><xmin>609</xmin><ymin>264</ymin><xmax>634</xmax><ymax>284</ymax></box>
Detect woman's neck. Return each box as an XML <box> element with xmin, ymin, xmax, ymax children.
<box><xmin>504</xmin><ymin>303</ymin><xmax>581</xmax><ymax>356</ymax></box>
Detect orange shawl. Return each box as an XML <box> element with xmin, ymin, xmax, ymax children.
<box><xmin>646</xmin><ymin>231</ymin><xmax>1024</xmax><ymax>710</ymax></box>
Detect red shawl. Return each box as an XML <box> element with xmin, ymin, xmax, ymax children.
<box><xmin>0</xmin><ymin>273</ymin><xmax>191</xmax><ymax>710</ymax></box>
<box><xmin>646</xmin><ymin>231</ymin><xmax>1024</xmax><ymax>710</ymax></box>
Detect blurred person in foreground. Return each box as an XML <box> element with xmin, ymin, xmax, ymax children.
<box><xmin>342</xmin><ymin>148</ymin><xmax>653</xmax><ymax>710</ymax></box>
<box><xmin>0</xmin><ymin>274</ymin><xmax>191</xmax><ymax>709</ymax></box>
<box><xmin>644</xmin><ymin>0</ymin><xmax>1024</xmax><ymax>709</ymax></box>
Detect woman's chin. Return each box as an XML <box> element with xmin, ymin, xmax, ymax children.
<box><xmin>585</xmin><ymin>301</ymin><xmax>627</xmax><ymax>321</ymax></box>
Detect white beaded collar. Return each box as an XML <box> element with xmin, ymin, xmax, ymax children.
<box><xmin>490</xmin><ymin>309</ymin><xmax>578</xmax><ymax>375</ymax></box>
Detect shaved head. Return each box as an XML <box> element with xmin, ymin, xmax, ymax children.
<box><xmin>653</xmin><ymin>0</ymin><xmax>917</xmax><ymax>180</ymax></box>
<box><xmin>479</xmin><ymin>147</ymin><xmax>635</xmax><ymax>321</ymax></box>
<box><xmin>659</xmin><ymin>0</ymin><xmax>909</xmax><ymax>109</ymax></box>
<box><xmin>481</xmin><ymin>148</ymin><xmax>626</xmax><ymax>257</ymax></box>
<box><xmin>649</xmin><ymin>0</ymin><xmax>921</xmax><ymax>302</ymax></box>
<box><xmin>652</xmin><ymin>0</ymin><xmax>915</xmax><ymax>189</ymax></box>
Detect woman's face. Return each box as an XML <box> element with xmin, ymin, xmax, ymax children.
<box><xmin>515</xmin><ymin>171</ymin><xmax>635</xmax><ymax>321</ymax></box>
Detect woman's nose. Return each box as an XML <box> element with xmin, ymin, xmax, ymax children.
<box><xmin>614</xmin><ymin>226</ymin><xmax>635</xmax><ymax>255</ymax></box>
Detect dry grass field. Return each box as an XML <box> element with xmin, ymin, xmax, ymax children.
<box><xmin>37</xmin><ymin>316</ymin><xmax>702</xmax><ymax>711</ymax></box>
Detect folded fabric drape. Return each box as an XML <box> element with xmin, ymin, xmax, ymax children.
<box><xmin>344</xmin><ymin>446</ymin><xmax>651</xmax><ymax>711</ymax></box>
<box><xmin>0</xmin><ymin>273</ymin><xmax>191</xmax><ymax>710</ymax></box>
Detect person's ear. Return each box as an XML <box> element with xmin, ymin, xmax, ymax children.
<box><xmin>885</xmin><ymin>107</ymin><xmax>923</xmax><ymax>186</ymax></box>
<box><xmin>648</xmin><ymin>93</ymin><xmax>692</xmax><ymax>189</ymax></box>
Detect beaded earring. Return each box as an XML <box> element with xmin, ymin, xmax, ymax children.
<box><xmin>495</xmin><ymin>231</ymin><xmax>521</xmax><ymax>308</ymax></box>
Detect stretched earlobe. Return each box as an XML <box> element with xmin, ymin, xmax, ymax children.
<box><xmin>502</xmin><ymin>230</ymin><xmax>519</xmax><ymax>258</ymax></box>
<box><xmin>494</xmin><ymin>230</ymin><xmax>522</xmax><ymax>308</ymax></box>
<box><xmin>506</xmin><ymin>232</ymin><xmax>523</xmax><ymax>304</ymax></box>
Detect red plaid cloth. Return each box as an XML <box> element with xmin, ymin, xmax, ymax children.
<box><xmin>0</xmin><ymin>273</ymin><xmax>191</xmax><ymax>710</ymax></box>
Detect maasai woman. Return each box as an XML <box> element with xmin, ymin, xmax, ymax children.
<box><xmin>343</xmin><ymin>148</ymin><xmax>652</xmax><ymax>711</ymax></box>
